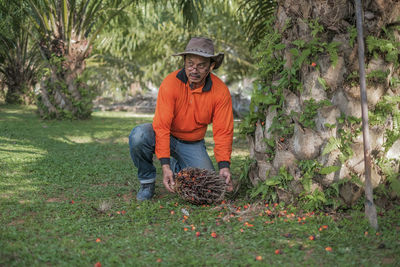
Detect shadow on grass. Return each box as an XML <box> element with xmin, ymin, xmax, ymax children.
<box><xmin>0</xmin><ymin>105</ymin><xmax>155</xmax><ymax>204</ymax></box>
<box><xmin>0</xmin><ymin>105</ymin><xmax>248</xmax><ymax>206</ymax></box>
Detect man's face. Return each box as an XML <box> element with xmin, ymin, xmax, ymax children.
<box><xmin>184</xmin><ymin>54</ymin><xmax>215</xmax><ymax>86</ymax></box>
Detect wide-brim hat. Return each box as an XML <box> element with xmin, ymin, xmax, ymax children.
<box><xmin>173</xmin><ymin>37</ymin><xmax>224</xmax><ymax>70</ymax></box>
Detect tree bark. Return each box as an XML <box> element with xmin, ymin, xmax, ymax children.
<box><xmin>248</xmin><ymin>0</ymin><xmax>400</xmax><ymax>209</ymax></box>
<box><xmin>38</xmin><ymin>37</ymin><xmax>93</xmax><ymax>119</ymax></box>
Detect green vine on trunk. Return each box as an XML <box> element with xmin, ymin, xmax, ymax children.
<box><xmin>249</xmin><ymin>162</ymin><xmax>345</xmax><ymax>211</ymax></box>
<box><xmin>369</xmin><ymin>95</ymin><xmax>400</xmax><ymax>152</ymax></box>
<box><xmin>37</xmin><ymin>55</ymin><xmax>95</xmax><ymax>120</ymax></box>
<box><xmin>322</xmin><ymin>115</ymin><xmax>361</xmax><ymax>163</ymax></box>
<box><xmin>296</xmin><ymin>99</ymin><xmax>331</xmax><ymax>129</ymax></box>
<box><xmin>366</xmin><ymin>27</ymin><xmax>400</xmax><ymax>67</ymax></box>
<box><xmin>250</xmin><ymin>166</ymin><xmax>293</xmax><ymax>203</ymax></box>
<box><xmin>376</xmin><ymin>158</ymin><xmax>400</xmax><ymax>197</ymax></box>
<box><xmin>240</xmin><ymin>19</ymin><xmax>339</xmax><ymax>139</ymax></box>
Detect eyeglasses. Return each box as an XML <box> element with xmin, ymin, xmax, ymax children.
<box><xmin>185</xmin><ymin>61</ymin><xmax>210</xmax><ymax>72</ymax></box>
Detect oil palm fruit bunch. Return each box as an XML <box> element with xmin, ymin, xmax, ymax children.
<box><xmin>173</xmin><ymin>167</ymin><xmax>226</xmax><ymax>205</ymax></box>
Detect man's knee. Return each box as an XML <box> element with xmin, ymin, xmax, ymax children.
<box><xmin>129</xmin><ymin>123</ymin><xmax>153</xmax><ymax>149</ymax></box>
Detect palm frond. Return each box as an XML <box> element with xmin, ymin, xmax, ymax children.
<box><xmin>84</xmin><ymin>0</ymin><xmax>137</xmax><ymax>55</ymax></box>
<box><xmin>239</xmin><ymin>0</ymin><xmax>277</xmax><ymax>47</ymax></box>
<box><xmin>177</xmin><ymin>0</ymin><xmax>204</xmax><ymax>29</ymax></box>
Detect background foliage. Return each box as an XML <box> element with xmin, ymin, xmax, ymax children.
<box><xmin>0</xmin><ymin>0</ymin><xmax>41</xmax><ymax>104</ymax></box>
<box><xmin>89</xmin><ymin>0</ymin><xmax>254</xmax><ymax>96</ymax></box>
<box><xmin>0</xmin><ymin>0</ymin><xmax>255</xmax><ymax>110</ymax></box>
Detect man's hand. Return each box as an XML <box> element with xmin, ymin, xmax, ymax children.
<box><xmin>162</xmin><ymin>164</ymin><xmax>175</xmax><ymax>192</ymax></box>
<box><xmin>219</xmin><ymin>167</ymin><xmax>233</xmax><ymax>192</ymax></box>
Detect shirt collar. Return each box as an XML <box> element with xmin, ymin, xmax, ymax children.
<box><xmin>176</xmin><ymin>68</ymin><xmax>212</xmax><ymax>92</ymax></box>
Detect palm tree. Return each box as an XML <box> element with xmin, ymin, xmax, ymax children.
<box><xmin>243</xmin><ymin>0</ymin><xmax>400</xmax><ymax>219</ymax></box>
<box><xmin>26</xmin><ymin>0</ymin><xmax>134</xmax><ymax>119</ymax></box>
<box><xmin>0</xmin><ymin>0</ymin><xmax>41</xmax><ymax>104</ymax></box>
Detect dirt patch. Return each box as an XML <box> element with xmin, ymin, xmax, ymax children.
<box><xmin>382</xmin><ymin>257</ymin><xmax>395</xmax><ymax>264</ymax></box>
<box><xmin>92</xmin><ymin>183</ymin><xmax>128</xmax><ymax>187</ymax></box>
<box><xmin>303</xmin><ymin>249</ymin><xmax>314</xmax><ymax>261</ymax></box>
<box><xmin>46</xmin><ymin>198</ymin><xmax>64</xmax><ymax>203</ymax></box>
<box><xmin>123</xmin><ymin>192</ymin><xmax>133</xmax><ymax>203</ymax></box>
<box><xmin>7</xmin><ymin>219</ymin><xmax>25</xmax><ymax>226</ymax></box>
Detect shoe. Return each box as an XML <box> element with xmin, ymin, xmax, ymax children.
<box><xmin>136</xmin><ymin>183</ymin><xmax>155</xmax><ymax>201</ymax></box>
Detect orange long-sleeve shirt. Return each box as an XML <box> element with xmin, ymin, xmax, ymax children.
<box><xmin>153</xmin><ymin>68</ymin><xmax>234</xmax><ymax>169</ymax></box>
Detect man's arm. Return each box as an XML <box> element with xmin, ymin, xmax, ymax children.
<box><xmin>212</xmin><ymin>84</ymin><xmax>234</xmax><ymax>191</ymax></box>
<box><xmin>153</xmin><ymin>76</ymin><xmax>176</xmax><ymax>192</ymax></box>
<box><xmin>162</xmin><ymin>164</ymin><xmax>175</xmax><ymax>192</ymax></box>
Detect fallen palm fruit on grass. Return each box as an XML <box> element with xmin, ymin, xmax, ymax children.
<box><xmin>173</xmin><ymin>167</ymin><xmax>226</xmax><ymax>205</ymax></box>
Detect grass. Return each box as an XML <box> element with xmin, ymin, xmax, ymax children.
<box><xmin>0</xmin><ymin>104</ymin><xmax>399</xmax><ymax>266</ymax></box>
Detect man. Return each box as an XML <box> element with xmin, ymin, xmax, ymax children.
<box><xmin>129</xmin><ymin>37</ymin><xmax>234</xmax><ymax>201</ymax></box>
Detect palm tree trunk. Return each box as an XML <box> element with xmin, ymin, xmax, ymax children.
<box><xmin>247</xmin><ymin>0</ymin><xmax>400</xmax><ymax>208</ymax></box>
<box><xmin>37</xmin><ymin>38</ymin><xmax>92</xmax><ymax>119</ymax></box>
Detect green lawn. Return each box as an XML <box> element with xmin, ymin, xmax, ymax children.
<box><xmin>1</xmin><ymin>105</ymin><xmax>399</xmax><ymax>266</ymax></box>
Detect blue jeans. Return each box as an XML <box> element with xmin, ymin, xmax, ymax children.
<box><xmin>129</xmin><ymin>123</ymin><xmax>214</xmax><ymax>184</ymax></box>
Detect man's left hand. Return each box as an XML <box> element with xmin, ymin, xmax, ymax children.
<box><xmin>219</xmin><ymin>167</ymin><xmax>233</xmax><ymax>192</ymax></box>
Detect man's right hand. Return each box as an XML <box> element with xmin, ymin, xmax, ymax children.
<box><xmin>162</xmin><ymin>164</ymin><xmax>175</xmax><ymax>192</ymax></box>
